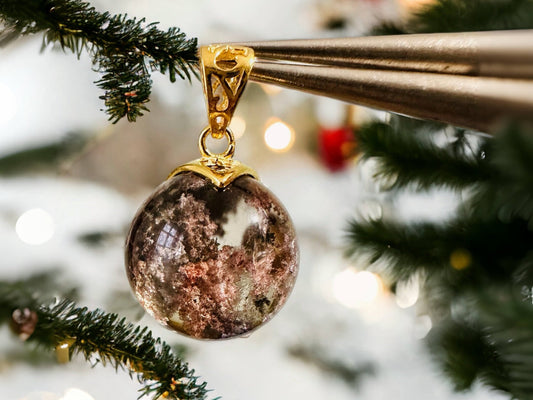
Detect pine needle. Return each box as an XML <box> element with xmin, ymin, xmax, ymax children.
<box><xmin>0</xmin><ymin>0</ymin><xmax>198</xmax><ymax>123</ymax></box>
<box><xmin>0</xmin><ymin>277</ymin><xmax>211</xmax><ymax>400</ymax></box>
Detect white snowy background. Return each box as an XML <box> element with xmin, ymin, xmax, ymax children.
<box><xmin>0</xmin><ymin>1</ymin><xmax>506</xmax><ymax>399</ymax></box>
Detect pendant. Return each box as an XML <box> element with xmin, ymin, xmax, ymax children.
<box><xmin>125</xmin><ymin>45</ymin><xmax>299</xmax><ymax>340</ymax></box>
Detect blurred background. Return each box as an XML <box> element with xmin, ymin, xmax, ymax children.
<box><xmin>0</xmin><ymin>0</ymin><xmax>507</xmax><ymax>399</ymax></box>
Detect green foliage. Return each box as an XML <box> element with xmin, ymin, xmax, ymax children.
<box><xmin>411</xmin><ymin>0</ymin><xmax>533</xmax><ymax>33</ymax></box>
<box><xmin>0</xmin><ymin>271</ymin><xmax>77</xmax><ymax>323</ymax></box>
<box><xmin>77</xmin><ymin>230</ymin><xmax>119</xmax><ymax>247</ymax></box>
<box><xmin>349</xmin><ymin>97</ymin><xmax>533</xmax><ymax>398</ymax></box>
<box><xmin>0</xmin><ymin>0</ymin><xmax>198</xmax><ymax>123</ymax></box>
<box><xmin>427</xmin><ymin>318</ymin><xmax>507</xmax><ymax>392</ymax></box>
<box><xmin>478</xmin><ymin>290</ymin><xmax>533</xmax><ymax>397</ymax></box>
<box><xmin>0</xmin><ymin>274</ymin><xmax>210</xmax><ymax>400</ymax></box>
<box><xmin>372</xmin><ymin>0</ymin><xmax>533</xmax><ymax>35</ymax></box>
<box><xmin>357</xmin><ymin>116</ymin><xmax>489</xmax><ymax>190</ymax></box>
<box><xmin>352</xmin><ymin>2</ymin><xmax>533</xmax><ymax>396</ymax></box>
<box><xmin>288</xmin><ymin>344</ymin><xmax>376</xmax><ymax>388</ymax></box>
<box><xmin>473</xmin><ymin>122</ymin><xmax>533</xmax><ymax>228</ymax></box>
<box><xmin>0</xmin><ymin>134</ymin><xmax>87</xmax><ymax>176</ymax></box>
<box><xmin>427</xmin><ymin>289</ymin><xmax>533</xmax><ymax>398</ymax></box>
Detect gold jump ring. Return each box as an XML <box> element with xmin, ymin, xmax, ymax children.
<box><xmin>199</xmin><ymin>126</ymin><xmax>235</xmax><ymax>159</ymax></box>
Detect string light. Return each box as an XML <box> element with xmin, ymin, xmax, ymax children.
<box><xmin>0</xmin><ymin>82</ymin><xmax>18</xmax><ymax>124</ymax></box>
<box><xmin>15</xmin><ymin>208</ymin><xmax>55</xmax><ymax>245</ymax></box>
<box><xmin>264</xmin><ymin>118</ymin><xmax>294</xmax><ymax>152</ymax></box>
<box><xmin>332</xmin><ymin>268</ymin><xmax>383</xmax><ymax>309</ymax></box>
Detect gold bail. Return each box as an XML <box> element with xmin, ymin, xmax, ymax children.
<box><xmin>200</xmin><ymin>45</ymin><xmax>254</xmax><ymax>139</ymax></box>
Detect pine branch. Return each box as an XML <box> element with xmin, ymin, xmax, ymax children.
<box><xmin>0</xmin><ymin>0</ymin><xmax>198</xmax><ymax>123</ymax></box>
<box><xmin>346</xmin><ymin>219</ymin><xmax>452</xmax><ymax>280</ymax></box>
<box><xmin>411</xmin><ymin>0</ymin><xmax>533</xmax><ymax>33</ymax></box>
<box><xmin>0</xmin><ymin>270</ymin><xmax>79</xmax><ymax>322</ymax></box>
<box><xmin>357</xmin><ymin>116</ymin><xmax>490</xmax><ymax>190</ymax></box>
<box><xmin>479</xmin><ymin>290</ymin><xmax>533</xmax><ymax>398</ymax></box>
<box><xmin>287</xmin><ymin>344</ymin><xmax>375</xmax><ymax>388</ymax></box>
<box><xmin>349</xmin><ymin>122</ymin><xmax>533</xmax><ymax>281</ymax></box>
<box><xmin>347</xmin><ymin>216</ymin><xmax>533</xmax><ymax>285</ymax></box>
<box><xmin>427</xmin><ymin>317</ymin><xmax>509</xmax><ymax>392</ymax></box>
<box><xmin>372</xmin><ymin>0</ymin><xmax>533</xmax><ymax>37</ymax></box>
<box><xmin>428</xmin><ymin>288</ymin><xmax>533</xmax><ymax>397</ymax></box>
<box><xmin>360</xmin><ymin>2</ymin><xmax>533</xmax><ymax>397</ymax></box>
<box><xmin>0</xmin><ymin>277</ymin><xmax>211</xmax><ymax>400</ymax></box>
<box><xmin>349</xmin><ymin>120</ymin><xmax>533</xmax><ymax>397</ymax></box>
<box><xmin>471</xmin><ymin>122</ymin><xmax>533</xmax><ymax>227</ymax></box>
<box><xmin>0</xmin><ymin>133</ymin><xmax>88</xmax><ymax>176</ymax></box>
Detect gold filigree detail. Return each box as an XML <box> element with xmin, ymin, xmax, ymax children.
<box><xmin>200</xmin><ymin>45</ymin><xmax>254</xmax><ymax>139</ymax></box>
<box><xmin>169</xmin><ymin>45</ymin><xmax>257</xmax><ymax>187</ymax></box>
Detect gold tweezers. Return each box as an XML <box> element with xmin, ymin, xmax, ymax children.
<box><xmin>233</xmin><ymin>30</ymin><xmax>533</xmax><ymax>132</ymax></box>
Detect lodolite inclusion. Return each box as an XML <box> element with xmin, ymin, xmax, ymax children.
<box><xmin>125</xmin><ymin>172</ymin><xmax>299</xmax><ymax>339</ymax></box>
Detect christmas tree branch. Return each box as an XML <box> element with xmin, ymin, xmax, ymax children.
<box><xmin>471</xmin><ymin>122</ymin><xmax>533</xmax><ymax>227</ymax></box>
<box><xmin>428</xmin><ymin>287</ymin><xmax>533</xmax><ymax>397</ymax></box>
<box><xmin>372</xmin><ymin>0</ymin><xmax>533</xmax><ymax>35</ymax></box>
<box><xmin>348</xmin><ymin>214</ymin><xmax>533</xmax><ymax>286</ymax></box>
<box><xmin>350</xmin><ymin>119</ymin><xmax>533</xmax><ymax>396</ymax></box>
<box><xmin>0</xmin><ymin>133</ymin><xmax>88</xmax><ymax>176</ymax></box>
<box><xmin>346</xmin><ymin>219</ymin><xmax>452</xmax><ymax>280</ymax></box>
<box><xmin>0</xmin><ymin>0</ymin><xmax>198</xmax><ymax>123</ymax></box>
<box><xmin>478</xmin><ymin>290</ymin><xmax>533</xmax><ymax>397</ymax></box>
<box><xmin>357</xmin><ymin>116</ymin><xmax>490</xmax><ymax>190</ymax></box>
<box><xmin>358</xmin><ymin>1</ymin><xmax>533</xmax><ymax>397</ymax></box>
<box><xmin>350</xmin><ymin>122</ymin><xmax>533</xmax><ymax>280</ymax></box>
<box><xmin>0</xmin><ymin>277</ymin><xmax>211</xmax><ymax>400</ymax></box>
<box><xmin>427</xmin><ymin>316</ymin><xmax>509</xmax><ymax>392</ymax></box>
<box><xmin>411</xmin><ymin>0</ymin><xmax>533</xmax><ymax>33</ymax></box>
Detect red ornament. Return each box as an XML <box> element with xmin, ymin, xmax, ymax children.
<box><xmin>318</xmin><ymin>126</ymin><xmax>358</xmax><ymax>171</ymax></box>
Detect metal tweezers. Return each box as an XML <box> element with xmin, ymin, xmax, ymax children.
<box><xmin>234</xmin><ymin>30</ymin><xmax>533</xmax><ymax>132</ymax></box>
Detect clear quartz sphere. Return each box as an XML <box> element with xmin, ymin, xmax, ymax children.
<box><xmin>126</xmin><ymin>172</ymin><xmax>299</xmax><ymax>339</ymax></box>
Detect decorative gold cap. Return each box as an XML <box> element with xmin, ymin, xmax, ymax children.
<box><xmin>168</xmin><ymin>157</ymin><xmax>259</xmax><ymax>188</ymax></box>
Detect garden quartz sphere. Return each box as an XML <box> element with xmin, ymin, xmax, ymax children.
<box><xmin>125</xmin><ymin>172</ymin><xmax>299</xmax><ymax>339</ymax></box>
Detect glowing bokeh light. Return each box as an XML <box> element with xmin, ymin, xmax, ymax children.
<box><xmin>15</xmin><ymin>208</ymin><xmax>55</xmax><ymax>245</ymax></box>
<box><xmin>450</xmin><ymin>248</ymin><xmax>472</xmax><ymax>270</ymax></box>
<box><xmin>395</xmin><ymin>276</ymin><xmax>419</xmax><ymax>309</ymax></box>
<box><xmin>332</xmin><ymin>268</ymin><xmax>382</xmax><ymax>309</ymax></box>
<box><xmin>260</xmin><ymin>83</ymin><xmax>283</xmax><ymax>95</ymax></box>
<box><xmin>230</xmin><ymin>116</ymin><xmax>246</xmax><ymax>139</ymax></box>
<box><xmin>61</xmin><ymin>388</ymin><xmax>95</xmax><ymax>400</ymax></box>
<box><xmin>0</xmin><ymin>82</ymin><xmax>18</xmax><ymax>124</ymax></box>
<box><xmin>264</xmin><ymin>119</ymin><xmax>294</xmax><ymax>152</ymax></box>
<box><xmin>400</xmin><ymin>0</ymin><xmax>435</xmax><ymax>11</ymax></box>
<box><xmin>414</xmin><ymin>315</ymin><xmax>433</xmax><ymax>339</ymax></box>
